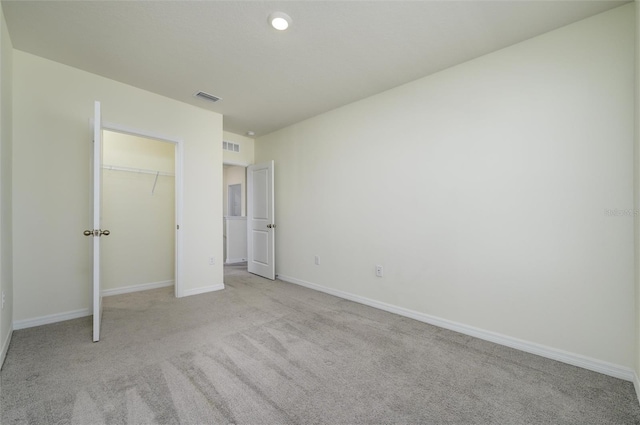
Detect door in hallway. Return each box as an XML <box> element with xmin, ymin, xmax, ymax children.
<box><xmin>247</xmin><ymin>161</ymin><xmax>275</xmax><ymax>280</ymax></box>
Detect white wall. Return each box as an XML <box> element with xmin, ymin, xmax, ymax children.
<box><xmin>223</xmin><ymin>131</ymin><xmax>254</xmax><ymax>166</ymax></box>
<box><xmin>256</xmin><ymin>5</ymin><xmax>635</xmax><ymax>369</ymax></box>
<box><xmin>0</xmin><ymin>5</ymin><xmax>13</xmax><ymax>366</ymax></box>
<box><xmin>13</xmin><ymin>50</ymin><xmax>224</xmax><ymax>323</ymax></box>
<box><xmin>103</xmin><ymin>131</ymin><xmax>175</xmax><ymax>173</ymax></box>
<box><xmin>102</xmin><ymin>131</ymin><xmax>175</xmax><ymax>292</ymax></box>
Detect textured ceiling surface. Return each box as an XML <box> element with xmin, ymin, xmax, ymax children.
<box><xmin>2</xmin><ymin>1</ymin><xmax>628</xmax><ymax>136</ymax></box>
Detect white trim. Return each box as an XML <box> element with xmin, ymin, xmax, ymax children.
<box><xmin>0</xmin><ymin>324</ymin><xmax>12</xmax><ymax>370</ymax></box>
<box><xmin>102</xmin><ymin>121</ymin><xmax>181</xmax><ymax>145</ymax></box>
<box><xmin>13</xmin><ymin>308</ymin><xmax>91</xmax><ymax>331</ymax></box>
<box><xmin>225</xmin><ymin>258</ymin><xmax>247</xmax><ymax>264</ymax></box>
<box><xmin>10</xmin><ymin>281</ymin><xmax>219</xmax><ymax>330</ymax></box>
<box><xmin>634</xmin><ymin>372</ymin><xmax>640</xmax><ymax>406</ymax></box>
<box><xmin>278</xmin><ymin>274</ymin><xmax>636</xmax><ymax>382</ymax></box>
<box><xmin>182</xmin><ymin>284</ymin><xmax>225</xmax><ymax>297</ymax></box>
<box><xmin>102</xmin><ymin>280</ymin><xmax>174</xmax><ymax>297</ymax></box>
<box><xmin>93</xmin><ymin>101</ymin><xmax>102</xmax><ymax>343</ymax></box>
<box><xmin>223</xmin><ymin>160</ymin><xmax>250</xmax><ymax>167</ymax></box>
<box><xmin>175</xmin><ymin>140</ymin><xmax>184</xmax><ymax>298</ymax></box>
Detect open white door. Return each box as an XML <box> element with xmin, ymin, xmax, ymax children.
<box><xmin>85</xmin><ymin>101</ymin><xmax>109</xmax><ymax>342</ymax></box>
<box><xmin>247</xmin><ymin>161</ymin><xmax>275</xmax><ymax>280</ymax></box>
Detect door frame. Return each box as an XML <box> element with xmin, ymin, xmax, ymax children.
<box><xmin>92</xmin><ymin>101</ymin><xmax>103</xmax><ymax>342</ymax></box>
<box><xmin>102</xmin><ymin>121</ymin><xmax>184</xmax><ymax>298</ymax></box>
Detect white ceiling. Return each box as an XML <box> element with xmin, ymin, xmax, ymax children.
<box><xmin>2</xmin><ymin>0</ymin><xmax>628</xmax><ymax>137</ymax></box>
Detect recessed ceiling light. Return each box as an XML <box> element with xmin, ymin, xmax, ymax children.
<box><xmin>246</xmin><ymin>131</ymin><xmax>255</xmax><ymax>137</ymax></box>
<box><xmin>268</xmin><ymin>12</ymin><xmax>291</xmax><ymax>31</ymax></box>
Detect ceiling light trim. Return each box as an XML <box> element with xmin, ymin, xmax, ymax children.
<box><xmin>268</xmin><ymin>12</ymin><xmax>291</xmax><ymax>31</ymax></box>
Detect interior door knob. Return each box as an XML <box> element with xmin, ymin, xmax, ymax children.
<box><xmin>83</xmin><ymin>230</ymin><xmax>93</xmax><ymax>236</ymax></box>
<box><xmin>100</xmin><ymin>230</ymin><xmax>110</xmax><ymax>236</ymax></box>
<box><xmin>267</xmin><ymin>224</ymin><xmax>272</xmax><ymax>228</ymax></box>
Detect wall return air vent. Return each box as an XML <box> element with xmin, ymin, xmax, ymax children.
<box><xmin>194</xmin><ymin>91</ymin><xmax>221</xmax><ymax>103</ymax></box>
<box><xmin>223</xmin><ymin>141</ymin><xmax>240</xmax><ymax>153</ymax></box>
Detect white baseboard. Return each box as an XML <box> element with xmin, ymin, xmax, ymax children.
<box><xmin>634</xmin><ymin>372</ymin><xmax>640</xmax><ymax>406</ymax></box>
<box><xmin>102</xmin><ymin>280</ymin><xmax>174</xmax><ymax>297</ymax></box>
<box><xmin>0</xmin><ymin>324</ymin><xmax>12</xmax><ymax>370</ymax></box>
<box><xmin>13</xmin><ymin>308</ymin><xmax>91</xmax><ymax>331</ymax></box>
<box><xmin>181</xmin><ymin>283</ymin><xmax>225</xmax><ymax>297</ymax></box>
<box><xmin>225</xmin><ymin>258</ymin><xmax>247</xmax><ymax>264</ymax></box>
<box><xmin>277</xmin><ymin>274</ymin><xmax>636</xmax><ymax>382</ymax></box>
<box><xmin>13</xmin><ymin>281</ymin><xmax>224</xmax><ymax>329</ymax></box>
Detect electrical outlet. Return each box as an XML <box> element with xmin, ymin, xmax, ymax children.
<box><xmin>315</xmin><ymin>255</ymin><xmax>320</xmax><ymax>266</ymax></box>
<box><xmin>209</xmin><ymin>257</ymin><xmax>215</xmax><ymax>266</ymax></box>
<box><xmin>376</xmin><ymin>265</ymin><xmax>383</xmax><ymax>277</ymax></box>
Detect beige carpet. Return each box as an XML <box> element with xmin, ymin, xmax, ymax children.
<box><xmin>1</xmin><ymin>264</ymin><xmax>639</xmax><ymax>424</ymax></box>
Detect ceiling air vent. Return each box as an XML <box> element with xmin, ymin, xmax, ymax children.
<box><xmin>194</xmin><ymin>91</ymin><xmax>221</xmax><ymax>103</ymax></box>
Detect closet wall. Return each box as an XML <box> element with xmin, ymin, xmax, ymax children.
<box><xmin>102</xmin><ymin>131</ymin><xmax>175</xmax><ymax>293</ymax></box>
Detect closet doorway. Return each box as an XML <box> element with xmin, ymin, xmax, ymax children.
<box><xmin>101</xmin><ymin>130</ymin><xmax>178</xmax><ymax>297</ymax></box>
